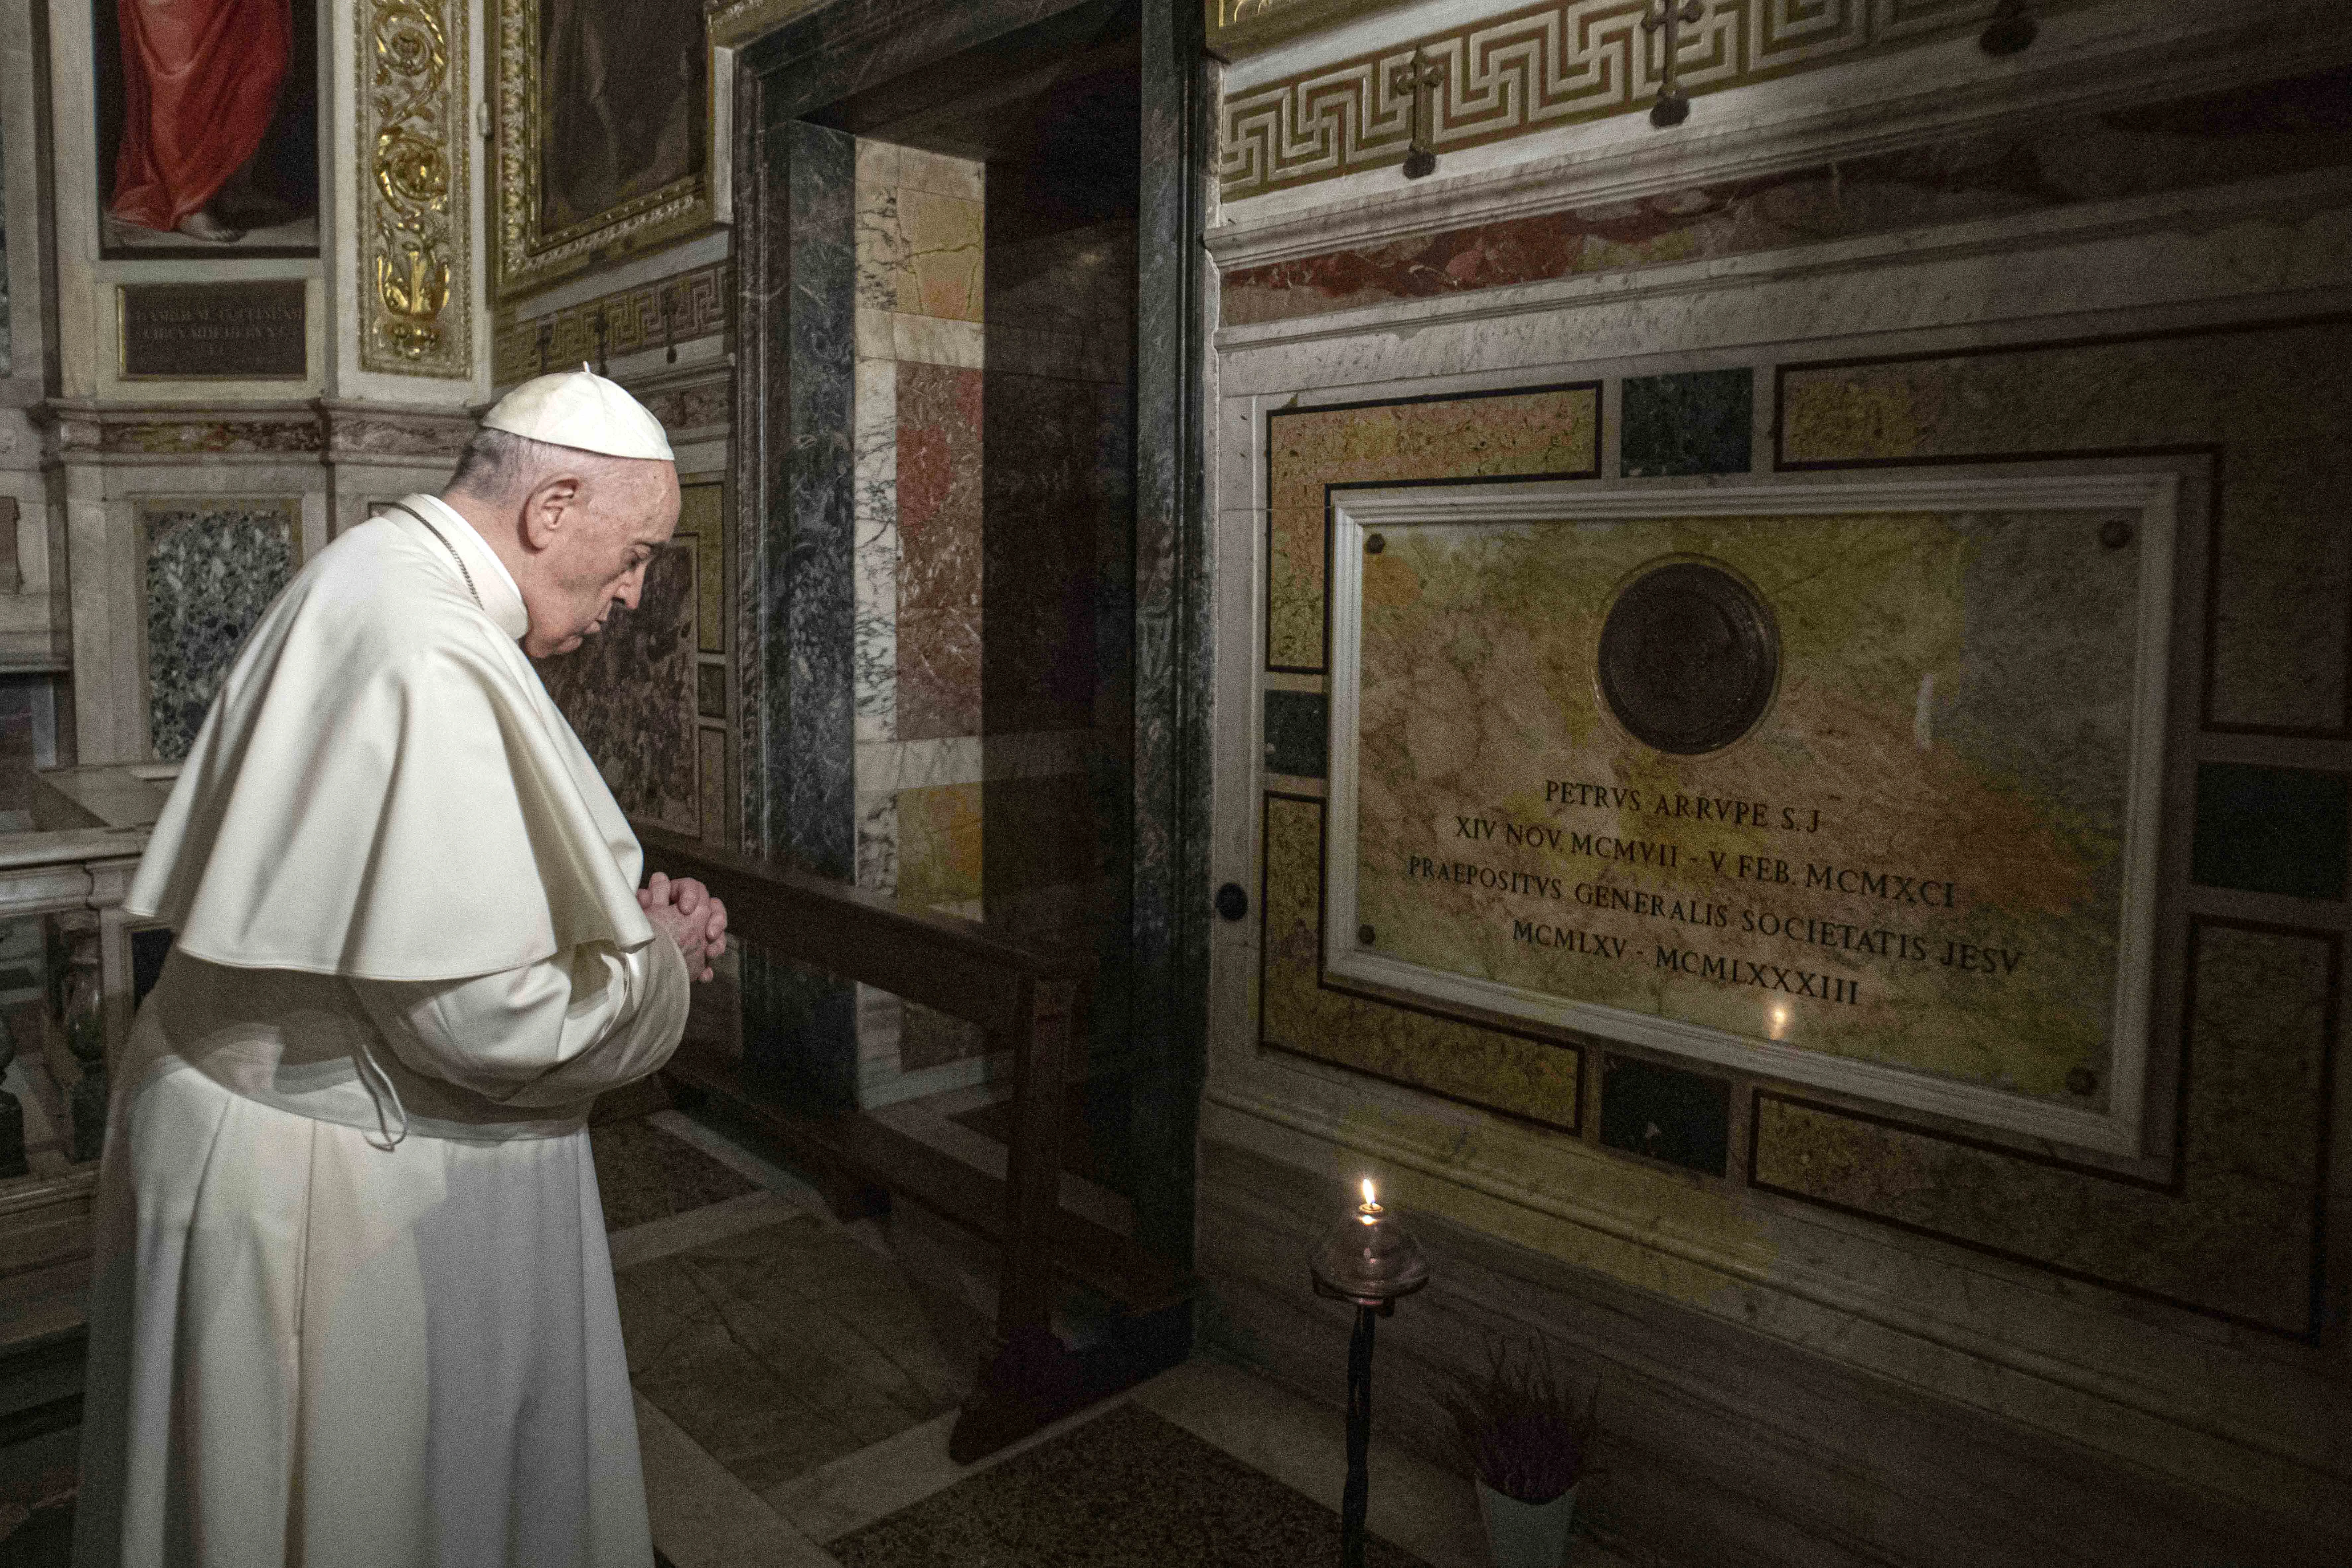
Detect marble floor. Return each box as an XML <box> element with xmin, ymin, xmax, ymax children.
<box><xmin>608</xmin><ymin>1106</ymin><xmax>1640</xmax><ymax>1568</ymax></box>
<box><xmin>0</xmin><ymin>1101</ymin><xmax>1633</xmax><ymax>1566</ymax></box>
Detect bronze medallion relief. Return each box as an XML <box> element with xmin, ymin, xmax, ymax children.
<box><xmin>1597</xmin><ymin>558</ymin><xmax>1779</xmax><ymax>755</ymax></box>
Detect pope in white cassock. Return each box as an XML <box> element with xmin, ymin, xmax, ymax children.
<box><xmin>72</xmin><ymin>370</ymin><xmax>730</xmax><ymax>1567</ymax></box>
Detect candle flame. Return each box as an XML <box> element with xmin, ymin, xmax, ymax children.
<box><xmin>1361</xmin><ymin>1177</ymin><xmax>1377</xmax><ymax>1207</ymax></box>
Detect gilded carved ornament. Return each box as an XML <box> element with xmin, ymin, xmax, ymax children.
<box><xmin>362</xmin><ymin>0</ymin><xmax>471</xmax><ymax>376</ymax></box>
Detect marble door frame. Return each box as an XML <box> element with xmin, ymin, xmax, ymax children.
<box><xmin>725</xmin><ymin>0</ymin><xmax>1214</xmax><ymax>1271</ymax></box>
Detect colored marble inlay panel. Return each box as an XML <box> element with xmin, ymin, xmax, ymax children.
<box><xmin>857</xmin><ymin>142</ymin><xmax>985</xmax><ymax>322</ymax></box>
<box><xmin>852</xmin><ymin>355</ymin><xmax>899</xmax><ymax>749</ymax></box>
<box><xmin>1263</xmin><ymin>795</ymin><xmax>1581</xmax><ymax>1131</ymax></box>
<box><xmin>678</xmin><ymin>482</ymin><xmax>726</xmax><ymax>654</ymax></box>
<box><xmin>2192</xmin><ymin>763</ymin><xmax>2350</xmax><ymax>902</ymax></box>
<box><xmin>1266</xmin><ymin>385</ymin><xmax>1598</xmax><ymax>672</ymax></box>
<box><xmin>1217</xmin><ymin>0</ymin><xmax>2107</xmax><ymax>201</ymax></box>
<box><xmin>537</xmin><ymin>541</ymin><xmax>699</xmax><ymax>832</ymax></box>
<box><xmin>141</xmin><ymin>502</ymin><xmax>296</xmax><ymax>761</ymax></box>
<box><xmin>897</xmin><ymin>781</ymin><xmax>983</xmax><ymax>911</ymax></box>
<box><xmin>856</xmin><ymin>139</ymin><xmax>986</xmax><ymax>376</ymax></box>
<box><xmin>1622</xmin><ymin>368</ymin><xmax>1753</xmax><ymax>478</ymax></box>
<box><xmin>1600</xmin><ymin>1054</ymin><xmax>1730</xmax><ymax>1176</ymax></box>
<box><xmin>897</xmin><ymin>361</ymin><xmax>984</xmax><ymax>740</ymax></box>
<box><xmin>1219</xmin><ymin>67</ymin><xmax>2352</xmax><ymax>320</ymax></box>
<box><xmin>1263</xmin><ymin>689</ymin><xmax>1328</xmax><ymax>779</ymax></box>
<box><xmin>1781</xmin><ymin>321</ymin><xmax>2352</xmax><ymax>735</ymax></box>
<box><xmin>1754</xmin><ymin>923</ymin><xmax>2334</xmax><ymax>1336</ymax></box>
<box><xmin>898</xmin><ymin>607</ymin><xmax>982</xmax><ymax>742</ymax></box>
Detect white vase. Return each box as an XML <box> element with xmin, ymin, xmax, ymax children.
<box><xmin>1475</xmin><ymin>1480</ymin><xmax>1579</xmax><ymax>1568</ymax></box>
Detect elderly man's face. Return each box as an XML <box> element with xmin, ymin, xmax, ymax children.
<box><xmin>519</xmin><ymin>460</ymin><xmax>682</xmax><ymax>658</ymax></box>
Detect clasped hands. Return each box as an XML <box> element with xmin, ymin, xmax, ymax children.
<box><xmin>640</xmin><ymin>872</ymin><xmax>728</xmax><ymax>982</ymax></box>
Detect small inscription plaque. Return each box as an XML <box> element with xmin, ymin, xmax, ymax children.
<box><xmin>120</xmin><ymin>282</ymin><xmax>308</xmax><ymax>380</ymax></box>
<box><xmin>1327</xmin><ymin>477</ymin><xmax>2179</xmax><ymax>1154</ymax></box>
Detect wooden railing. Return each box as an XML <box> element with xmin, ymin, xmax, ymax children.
<box><xmin>636</xmin><ymin>827</ymin><xmax>1184</xmax><ymax>1461</ymax></box>
<box><xmin>0</xmin><ymin>823</ymin><xmax>160</xmax><ymax>1407</ymax></box>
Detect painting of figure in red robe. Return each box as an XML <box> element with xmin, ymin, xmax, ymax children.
<box><xmin>94</xmin><ymin>0</ymin><xmax>320</xmax><ymax>255</ymax></box>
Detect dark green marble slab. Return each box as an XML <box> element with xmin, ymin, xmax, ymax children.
<box><xmin>1264</xmin><ymin>689</ymin><xmax>1328</xmax><ymax>778</ymax></box>
<box><xmin>1621</xmin><ymin>368</ymin><xmax>1753</xmax><ymax>478</ymax></box>
<box><xmin>1599</xmin><ymin>1054</ymin><xmax>1730</xmax><ymax>1177</ymax></box>
<box><xmin>2191</xmin><ymin>762</ymin><xmax>2348</xmax><ymax>901</ymax></box>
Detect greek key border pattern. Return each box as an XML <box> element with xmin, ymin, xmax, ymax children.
<box><xmin>1218</xmin><ymin>0</ymin><xmax>2093</xmax><ymax>200</ymax></box>
<box><xmin>492</xmin><ymin>261</ymin><xmax>732</xmax><ymax>386</ymax></box>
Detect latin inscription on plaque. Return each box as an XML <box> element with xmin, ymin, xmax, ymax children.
<box><xmin>1326</xmin><ymin>478</ymin><xmax>2177</xmax><ymax>1153</ymax></box>
<box><xmin>121</xmin><ymin>282</ymin><xmax>308</xmax><ymax>380</ymax></box>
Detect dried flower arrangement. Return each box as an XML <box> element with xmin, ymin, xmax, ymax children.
<box><xmin>1435</xmin><ymin>1335</ymin><xmax>1598</xmax><ymax>1505</ymax></box>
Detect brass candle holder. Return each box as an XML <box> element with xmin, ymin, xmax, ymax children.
<box><xmin>1311</xmin><ymin>1178</ymin><xmax>1429</xmax><ymax>1568</ymax></box>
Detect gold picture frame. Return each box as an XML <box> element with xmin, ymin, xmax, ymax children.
<box><xmin>493</xmin><ymin>0</ymin><xmax>719</xmax><ymax>300</ymax></box>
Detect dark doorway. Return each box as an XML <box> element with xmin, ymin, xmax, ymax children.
<box><xmin>714</xmin><ymin>0</ymin><xmax>1207</xmax><ymax>1368</ymax></box>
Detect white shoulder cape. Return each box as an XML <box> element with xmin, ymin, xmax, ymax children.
<box><xmin>124</xmin><ymin>510</ymin><xmax>657</xmax><ymax>981</ymax></box>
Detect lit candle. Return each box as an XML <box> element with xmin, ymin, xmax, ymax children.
<box><xmin>1358</xmin><ymin>1177</ymin><xmax>1381</xmax><ymax>1224</ymax></box>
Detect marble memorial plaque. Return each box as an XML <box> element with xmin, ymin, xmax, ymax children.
<box><xmin>1326</xmin><ymin>477</ymin><xmax>2179</xmax><ymax>1154</ymax></box>
<box><xmin>120</xmin><ymin>282</ymin><xmax>307</xmax><ymax>380</ymax></box>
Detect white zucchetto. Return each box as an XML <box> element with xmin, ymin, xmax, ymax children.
<box><xmin>480</xmin><ymin>365</ymin><xmax>675</xmax><ymax>461</ymax></box>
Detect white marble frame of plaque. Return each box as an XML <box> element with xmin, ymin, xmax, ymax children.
<box><xmin>1323</xmin><ymin>474</ymin><xmax>2180</xmax><ymax>1157</ymax></box>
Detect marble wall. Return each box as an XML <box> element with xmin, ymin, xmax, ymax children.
<box><xmin>1214</xmin><ymin>0</ymin><xmax>2114</xmax><ymax>202</ymax></box>
<box><xmin>849</xmin><ymin>140</ymin><xmax>993</xmax><ymax>1104</ymax></box>
<box><xmin>1239</xmin><ymin>333</ymin><xmax>2350</xmax><ymax>1318</ymax></box>
<box><xmin>1203</xmin><ymin>18</ymin><xmax>2352</xmax><ymax>1566</ymax></box>
<box><xmin>1221</xmin><ymin>63</ymin><xmax>2352</xmax><ymax>329</ymax></box>
<box><xmin>0</xmin><ymin>0</ymin><xmax>59</xmax><ymax>706</ymax></box>
<box><xmin>536</xmin><ymin>541</ymin><xmax>701</xmax><ymax>834</ymax></box>
<box><xmin>839</xmin><ymin>129</ymin><xmax>1140</xmax><ymax>1114</ymax></box>
<box><xmin>535</xmin><ymin>478</ymin><xmax>730</xmax><ymax>844</ymax></box>
<box><xmin>0</xmin><ymin>0</ymin><xmax>489</xmax><ymax>774</ymax></box>
<box><xmin>139</xmin><ymin>502</ymin><xmax>296</xmax><ymax>761</ymax></box>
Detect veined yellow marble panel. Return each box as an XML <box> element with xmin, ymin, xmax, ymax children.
<box><xmin>1754</xmin><ymin>923</ymin><xmax>2332</xmax><ymax>1337</ymax></box>
<box><xmin>1264</xmin><ymin>795</ymin><xmax>1582</xmax><ymax>1131</ymax></box>
<box><xmin>1265</xmin><ymin>386</ymin><xmax>1598</xmax><ymax>672</ymax></box>
<box><xmin>1780</xmin><ymin>319</ymin><xmax>2352</xmax><ymax>734</ymax></box>
<box><xmin>896</xmin><ymin>782</ymin><xmax>983</xmax><ymax>910</ymax></box>
<box><xmin>1350</xmin><ymin>508</ymin><xmax>2145</xmax><ymax>1106</ymax></box>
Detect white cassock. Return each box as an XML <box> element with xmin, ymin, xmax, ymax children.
<box><xmin>74</xmin><ymin>494</ymin><xmax>688</xmax><ymax>1567</ymax></box>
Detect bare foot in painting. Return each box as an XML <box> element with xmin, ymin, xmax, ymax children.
<box><xmin>176</xmin><ymin>208</ymin><xmax>245</xmax><ymax>244</ymax></box>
